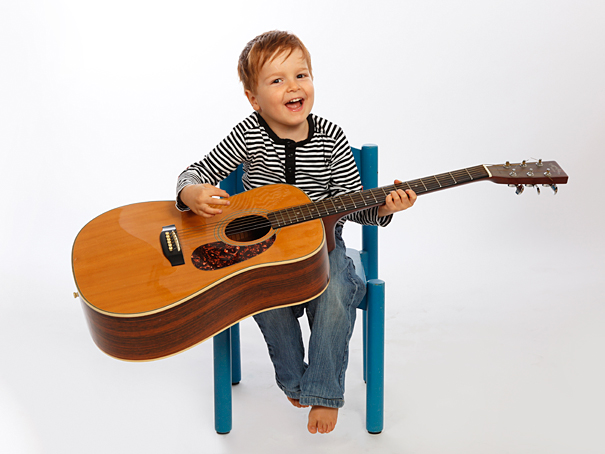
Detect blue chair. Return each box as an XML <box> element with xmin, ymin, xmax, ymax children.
<box><xmin>214</xmin><ymin>144</ymin><xmax>386</xmax><ymax>434</ymax></box>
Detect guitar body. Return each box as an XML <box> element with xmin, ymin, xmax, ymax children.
<box><xmin>72</xmin><ymin>184</ymin><xmax>329</xmax><ymax>361</ymax></box>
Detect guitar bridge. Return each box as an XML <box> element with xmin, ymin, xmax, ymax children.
<box><xmin>160</xmin><ymin>225</ymin><xmax>185</xmax><ymax>266</ymax></box>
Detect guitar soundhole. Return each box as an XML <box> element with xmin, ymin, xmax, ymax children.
<box><xmin>225</xmin><ymin>215</ymin><xmax>272</xmax><ymax>242</ymax></box>
<box><xmin>190</xmin><ymin>215</ymin><xmax>275</xmax><ymax>271</ymax></box>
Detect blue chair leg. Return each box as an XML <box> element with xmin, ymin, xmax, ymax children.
<box><xmin>213</xmin><ymin>328</ymin><xmax>232</xmax><ymax>434</ymax></box>
<box><xmin>363</xmin><ymin>311</ymin><xmax>368</xmax><ymax>382</ymax></box>
<box><xmin>230</xmin><ymin>323</ymin><xmax>241</xmax><ymax>385</ymax></box>
<box><xmin>359</xmin><ymin>249</ymin><xmax>370</xmax><ymax>383</ymax></box>
<box><xmin>366</xmin><ymin>279</ymin><xmax>385</xmax><ymax>434</ymax></box>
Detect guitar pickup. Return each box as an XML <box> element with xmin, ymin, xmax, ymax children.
<box><xmin>160</xmin><ymin>225</ymin><xmax>185</xmax><ymax>266</ymax></box>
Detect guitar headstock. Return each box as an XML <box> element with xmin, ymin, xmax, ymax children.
<box><xmin>485</xmin><ymin>160</ymin><xmax>568</xmax><ymax>194</ymax></box>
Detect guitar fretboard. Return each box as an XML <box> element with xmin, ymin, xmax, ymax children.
<box><xmin>267</xmin><ymin>165</ymin><xmax>489</xmax><ymax>228</ymax></box>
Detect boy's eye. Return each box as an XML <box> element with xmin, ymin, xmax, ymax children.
<box><xmin>272</xmin><ymin>78</ymin><xmax>282</xmax><ymax>84</ymax></box>
<box><xmin>297</xmin><ymin>74</ymin><xmax>307</xmax><ymax>79</ymax></box>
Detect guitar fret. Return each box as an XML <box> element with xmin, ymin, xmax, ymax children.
<box><xmin>400</xmin><ymin>182</ymin><xmax>413</xmax><ymax>191</ymax></box>
<box><xmin>293</xmin><ymin>206</ymin><xmax>307</xmax><ymax>221</ymax></box>
<box><xmin>358</xmin><ymin>193</ymin><xmax>366</xmax><ymax>205</ymax></box>
<box><xmin>334</xmin><ymin>196</ymin><xmax>348</xmax><ymax>212</ymax></box>
<box><xmin>329</xmin><ymin>197</ymin><xmax>340</xmax><ymax>213</ymax></box>
<box><xmin>317</xmin><ymin>203</ymin><xmax>325</xmax><ymax>216</ymax></box>
<box><xmin>291</xmin><ymin>207</ymin><xmax>299</xmax><ymax>224</ymax></box>
<box><xmin>437</xmin><ymin>173</ymin><xmax>455</xmax><ymax>188</ymax></box>
<box><xmin>356</xmin><ymin>192</ymin><xmax>368</xmax><ymax>207</ymax></box>
<box><xmin>423</xmin><ymin>178</ymin><xmax>439</xmax><ymax>192</ymax></box>
<box><xmin>283</xmin><ymin>208</ymin><xmax>294</xmax><ymax>225</ymax></box>
<box><xmin>317</xmin><ymin>200</ymin><xmax>330</xmax><ymax>217</ymax></box>
<box><xmin>363</xmin><ymin>190</ymin><xmax>379</xmax><ymax>205</ymax></box>
<box><xmin>305</xmin><ymin>203</ymin><xmax>318</xmax><ymax>219</ymax></box>
<box><xmin>267</xmin><ymin>212</ymin><xmax>276</xmax><ymax>228</ymax></box>
<box><xmin>347</xmin><ymin>193</ymin><xmax>358</xmax><ymax>209</ymax></box>
<box><xmin>470</xmin><ymin>166</ymin><xmax>487</xmax><ymax>178</ymax></box>
<box><xmin>295</xmin><ymin>207</ymin><xmax>305</xmax><ymax>222</ymax></box>
<box><xmin>273</xmin><ymin>210</ymin><xmax>286</xmax><ymax>228</ymax></box>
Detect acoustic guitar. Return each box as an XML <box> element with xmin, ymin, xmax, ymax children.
<box><xmin>72</xmin><ymin>160</ymin><xmax>568</xmax><ymax>361</ymax></box>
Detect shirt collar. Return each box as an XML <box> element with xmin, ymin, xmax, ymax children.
<box><xmin>255</xmin><ymin>112</ymin><xmax>315</xmax><ymax>146</ymax></box>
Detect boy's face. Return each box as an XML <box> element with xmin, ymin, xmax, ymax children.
<box><xmin>245</xmin><ymin>48</ymin><xmax>314</xmax><ymax>141</ymax></box>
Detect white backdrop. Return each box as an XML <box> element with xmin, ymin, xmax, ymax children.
<box><xmin>2</xmin><ymin>1</ymin><xmax>604</xmax><ymax>453</ymax></box>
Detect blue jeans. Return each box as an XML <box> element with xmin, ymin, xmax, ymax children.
<box><xmin>253</xmin><ymin>225</ymin><xmax>366</xmax><ymax>408</ymax></box>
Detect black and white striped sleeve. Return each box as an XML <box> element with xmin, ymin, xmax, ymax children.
<box><xmin>176</xmin><ymin>121</ymin><xmax>251</xmax><ymax>211</ymax></box>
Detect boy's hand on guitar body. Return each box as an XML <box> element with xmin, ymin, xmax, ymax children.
<box><xmin>378</xmin><ymin>180</ymin><xmax>417</xmax><ymax>217</ymax></box>
<box><xmin>179</xmin><ymin>184</ymin><xmax>230</xmax><ymax>218</ymax></box>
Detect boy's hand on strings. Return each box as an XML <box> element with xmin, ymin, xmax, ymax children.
<box><xmin>378</xmin><ymin>180</ymin><xmax>417</xmax><ymax>217</ymax></box>
<box><xmin>180</xmin><ymin>184</ymin><xmax>230</xmax><ymax>218</ymax></box>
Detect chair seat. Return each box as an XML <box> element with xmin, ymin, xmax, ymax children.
<box><xmin>346</xmin><ymin>248</ymin><xmax>366</xmax><ymax>283</ymax></box>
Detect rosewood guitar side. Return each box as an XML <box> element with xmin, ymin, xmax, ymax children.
<box><xmin>80</xmin><ymin>244</ymin><xmax>329</xmax><ymax>361</ymax></box>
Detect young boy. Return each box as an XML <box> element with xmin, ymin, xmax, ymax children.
<box><xmin>177</xmin><ymin>30</ymin><xmax>416</xmax><ymax>434</ymax></box>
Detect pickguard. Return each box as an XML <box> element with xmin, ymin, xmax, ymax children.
<box><xmin>191</xmin><ymin>235</ymin><xmax>276</xmax><ymax>271</ymax></box>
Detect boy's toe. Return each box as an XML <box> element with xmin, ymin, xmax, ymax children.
<box><xmin>307</xmin><ymin>421</ymin><xmax>318</xmax><ymax>434</ymax></box>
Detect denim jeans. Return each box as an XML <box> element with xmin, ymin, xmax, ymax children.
<box><xmin>253</xmin><ymin>225</ymin><xmax>366</xmax><ymax>408</ymax></box>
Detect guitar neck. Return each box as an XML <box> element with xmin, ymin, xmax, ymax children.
<box><xmin>268</xmin><ymin>165</ymin><xmax>490</xmax><ymax>228</ymax></box>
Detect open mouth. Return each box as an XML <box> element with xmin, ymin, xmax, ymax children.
<box><xmin>285</xmin><ymin>98</ymin><xmax>304</xmax><ymax>111</ymax></box>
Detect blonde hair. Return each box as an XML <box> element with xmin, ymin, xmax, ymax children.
<box><xmin>238</xmin><ymin>31</ymin><xmax>313</xmax><ymax>93</ymax></box>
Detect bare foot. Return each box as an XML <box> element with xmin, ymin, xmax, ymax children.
<box><xmin>287</xmin><ymin>397</ymin><xmax>309</xmax><ymax>408</ymax></box>
<box><xmin>307</xmin><ymin>406</ymin><xmax>338</xmax><ymax>434</ymax></box>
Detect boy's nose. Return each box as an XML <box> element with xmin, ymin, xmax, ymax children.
<box><xmin>286</xmin><ymin>79</ymin><xmax>300</xmax><ymax>91</ymax></box>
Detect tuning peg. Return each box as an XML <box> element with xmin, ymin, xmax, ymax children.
<box><xmin>536</xmin><ymin>185</ymin><xmax>540</xmax><ymax>195</ymax></box>
<box><xmin>537</xmin><ymin>159</ymin><xmax>543</xmax><ymax>167</ymax></box>
<box><xmin>515</xmin><ymin>184</ymin><xmax>525</xmax><ymax>195</ymax></box>
<box><xmin>550</xmin><ymin>184</ymin><xmax>558</xmax><ymax>195</ymax></box>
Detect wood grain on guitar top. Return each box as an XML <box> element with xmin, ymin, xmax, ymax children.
<box><xmin>72</xmin><ymin>185</ymin><xmax>325</xmax><ymax>315</ymax></box>
<box><xmin>72</xmin><ymin>184</ymin><xmax>329</xmax><ymax>360</ymax></box>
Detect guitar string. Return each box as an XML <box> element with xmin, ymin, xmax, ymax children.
<box><xmin>176</xmin><ymin>167</ymin><xmax>487</xmax><ymax>239</ymax></box>
<box><xmin>176</xmin><ymin>186</ymin><xmax>385</xmax><ymax>240</ymax></box>
<box><xmin>175</xmin><ymin>167</ymin><xmax>487</xmax><ymax>245</ymax></box>
<box><xmin>176</xmin><ymin>165</ymin><xmax>485</xmax><ymax>236</ymax></box>
<box><xmin>175</xmin><ymin>196</ymin><xmax>363</xmax><ymax>238</ymax></box>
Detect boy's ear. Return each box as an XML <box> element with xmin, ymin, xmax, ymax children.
<box><xmin>245</xmin><ymin>90</ymin><xmax>261</xmax><ymax>112</ymax></box>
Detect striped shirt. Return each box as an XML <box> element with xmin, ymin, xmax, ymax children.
<box><xmin>176</xmin><ymin>112</ymin><xmax>392</xmax><ymax>227</ymax></box>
